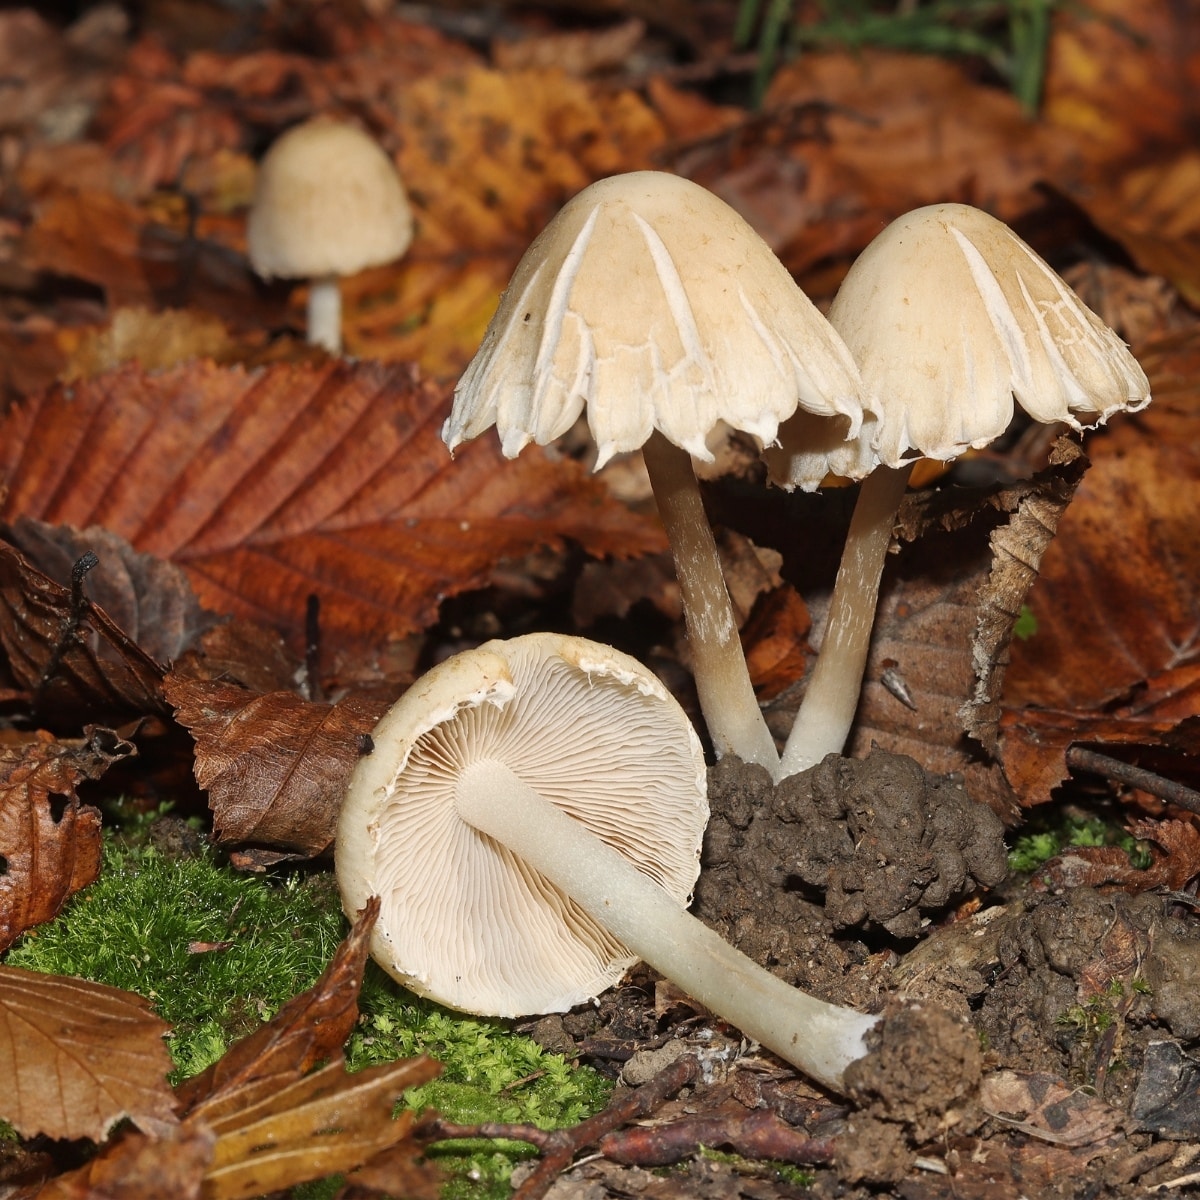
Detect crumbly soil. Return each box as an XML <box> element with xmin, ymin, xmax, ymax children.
<box><xmin>524</xmin><ymin>752</ymin><xmax>1200</xmax><ymax>1200</ymax></box>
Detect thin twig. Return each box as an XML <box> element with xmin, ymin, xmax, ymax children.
<box><xmin>1066</xmin><ymin>746</ymin><xmax>1200</xmax><ymax>815</ymax></box>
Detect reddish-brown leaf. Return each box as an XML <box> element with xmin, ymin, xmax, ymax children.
<box><xmin>1032</xmin><ymin>818</ymin><xmax>1200</xmax><ymax>894</ymax></box>
<box><xmin>0</xmin><ymin>729</ymin><xmax>132</xmax><ymax>950</ymax></box>
<box><xmin>163</xmin><ymin>674</ymin><xmax>389</xmax><ymax>856</ymax></box>
<box><xmin>0</xmin><ymin>966</ymin><xmax>177</xmax><ymax>1142</ymax></box>
<box><xmin>1000</xmin><ymin>330</ymin><xmax>1200</xmax><ymax>800</ymax></box>
<box><xmin>0</xmin><ymin>360</ymin><xmax>665</xmax><ymax>663</ymax></box>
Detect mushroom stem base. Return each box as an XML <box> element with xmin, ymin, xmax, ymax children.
<box><xmin>455</xmin><ymin>759</ymin><xmax>878</xmax><ymax>1093</ymax></box>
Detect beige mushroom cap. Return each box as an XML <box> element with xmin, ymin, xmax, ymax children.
<box><xmin>768</xmin><ymin>202</ymin><xmax>1151</xmax><ymax>489</ymax></box>
<box><xmin>444</xmin><ymin>170</ymin><xmax>864</xmax><ymax>467</ymax></box>
<box><xmin>247</xmin><ymin>119</ymin><xmax>413</xmax><ymax>281</ymax></box>
<box><xmin>335</xmin><ymin>632</ymin><xmax>709</xmax><ymax>1017</ymax></box>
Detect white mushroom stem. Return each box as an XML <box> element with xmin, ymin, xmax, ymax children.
<box><xmin>307</xmin><ymin>274</ymin><xmax>342</xmax><ymax>354</ymax></box>
<box><xmin>455</xmin><ymin>757</ymin><xmax>879</xmax><ymax>1093</ymax></box>
<box><xmin>779</xmin><ymin>462</ymin><xmax>914</xmax><ymax>779</ymax></box>
<box><xmin>641</xmin><ymin>432</ymin><xmax>780</xmax><ymax>772</ymax></box>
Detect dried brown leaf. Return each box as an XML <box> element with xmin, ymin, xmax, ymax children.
<box><xmin>0</xmin><ymin>729</ymin><xmax>131</xmax><ymax>950</ymax></box>
<box><xmin>32</xmin><ymin>1124</ymin><xmax>214</xmax><ymax>1200</ymax></box>
<box><xmin>1043</xmin><ymin>0</ymin><xmax>1200</xmax><ymax>163</ymax></box>
<box><xmin>999</xmin><ymin>331</ymin><xmax>1200</xmax><ymax>799</ymax></box>
<box><xmin>198</xmin><ymin>1056</ymin><xmax>438</xmax><ymax>1200</ymax></box>
<box><xmin>0</xmin><ymin>360</ymin><xmax>664</xmax><ymax>664</ymax></box>
<box><xmin>177</xmin><ymin>897</ymin><xmax>380</xmax><ymax>1121</ymax></box>
<box><xmin>163</xmin><ymin>674</ymin><xmax>388</xmax><ymax>856</ymax></box>
<box><xmin>732</xmin><ymin>50</ymin><xmax>1058</xmax><ymax>275</ymax></box>
<box><xmin>0</xmin><ymin>966</ymin><xmax>177</xmax><ymax>1142</ymax></box>
<box><xmin>0</xmin><ymin>533</ymin><xmax>168</xmax><ymax>722</ymax></box>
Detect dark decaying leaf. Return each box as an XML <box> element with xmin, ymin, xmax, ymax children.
<box><xmin>31</xmin><ymin>1124</ymin><xmax>215</xmax><ymax>1200</ymax></box>
<box><xmin>0</xmin><ymin>536</ymin><xmax>168</xmax><ymax>722</ymax></box>
<box><xmin>0</xmin><ymin>729</ymin><xmax>132</xmax><ymax>951</ymax></box>
<box><xmin>0</xmin><ymin>360</ymin><xmax>665</xmax><ymax>664</ymax></box>
<box><xmin>3</xmin><ymin>517</ymin><xmax>217</xmax><ymax>666</ymax></box>
<box><xmin>163</xmin><ymin>673</ymin><xmax>389</xmax><ymax>856</ymax></box>
<box><xmin>0</xmin><ymin>966</ymin><xmax>178</xmax><ymax>1143</ymax></box>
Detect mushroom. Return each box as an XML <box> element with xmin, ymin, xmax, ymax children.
<box><xmin>247</xmin><ymin>119</ymin><xmax>413</xmax><ymax>354</ymax></box>
<box><xmin>336</xmin><ymin>631</ymin><xmax>880</xmax><ymax>1094</ymax></box>
<box><xmin>765</xmin><ymin>202</ymin><xmax>1152</xmax><ymax>778</ymax></box>
<box><xmin>443</xmin><ymin>171</ymin><xmax>865</xmax><ymax>772</ymax></box>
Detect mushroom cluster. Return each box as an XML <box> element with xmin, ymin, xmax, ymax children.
<box><xmin>335</xmin><ymin>179</ymin><xmax>1153</xmax><ymax>1099</ymax></box>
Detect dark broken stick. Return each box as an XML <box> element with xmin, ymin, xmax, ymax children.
<box><xmin>600</xmin><ymin>1107</ymin><xmax>836</xmax><ymax>1167</ymax></box>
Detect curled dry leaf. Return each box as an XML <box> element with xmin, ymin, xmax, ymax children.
<box><xmin>164</xmin><ymin>673</ymin><xmax>389</xmax><ymax>857</ymax></box>
<box><xmin>0</xmin><ymin>360</ymin><xmax>665</xmax><ymax>666</ymax></box>
<box><xmin>176</xmin><ymin>896</ymin><xmax>380</xmax><ymax>1119</ymax></box>
<box><xmin>176</xmin><ymin>898</ymin><xmax>442</xmax><ymax>1200</ymax></box>
<box><xmin>0</xmin><ymin>534</ymin><xmax>168</xmax><ymax>722</ymax></box>
<box><xmin>0</xmin><ymin>728</ymin><xmax>133</xmax><ymax>951</ymax></box>
<box><xmin>196</xmin><ymin>1056</ymin><xmax>440</xmax><ymax>1200</ymax></box>
<box><xmin>0</xmin><ymin>966</ymin><xmax>178</xmax><ymax>1143</ymax></box>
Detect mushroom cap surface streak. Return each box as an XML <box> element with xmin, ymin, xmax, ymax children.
<box><xmin>247</xmin><ymin>119</ymin><xmax>413</xmax><ymax>281</ymax></box>
<box><xmin>768</xmin><ymin>202</ymin><xmax>1152</xmax><ymax>489</ymax></box>
<box><xmin>335</xmin><ymin>632</ymin><xmax>709</xmax><ymax>1017</ymax></box>
<box><xmin>444</xmin><ymin>170</ymin><xmax>864</xmax><ymax>467</ymax></box>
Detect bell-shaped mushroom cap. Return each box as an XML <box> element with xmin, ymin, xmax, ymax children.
<box><xmin>335</xmin><ymin>632</ymin><xmax>709</xmax><ymax>1017</ymax></box>
<box><xmin>767</xmin><ymin>202</ymin><xmax>1151</xmax><ymax>489</ymax></box>
<box><xmin>247</xmin><ymin>119</ymin><xmax>413</xmax><ymax>281</ymax></box>
<box><xmin>444</xmin><ymin>170</ymin><xmax>864</xmax><ymax>467</ymax></box>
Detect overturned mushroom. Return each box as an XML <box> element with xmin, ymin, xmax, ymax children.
<box><xmin>444</xmin><ymin>171</ymin><xmax>865</xmax><ymax>771</ymax></box>
<box><xmin>336</xmin><ymin>632</ymin><xmax>880</xmax><ymax>1093</ymax></box>
<box><xmin>766</xmin><ymin>203</ymin><xmax>1151</xmax><ymax>778</ymax></box>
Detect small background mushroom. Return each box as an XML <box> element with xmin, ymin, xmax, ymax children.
<box><xmin>247</xmin><ymin>118</ymin><xmax>413</xmax><ymax>355</ymax></box>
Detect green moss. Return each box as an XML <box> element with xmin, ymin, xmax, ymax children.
<box><xmin>4</xmin><ymin>824</ymin><xmax>611</xmax><ymax>1198</ymax></box>
<box><xmin>1008</xmin><ymin>814</ymin><xmax>1152</xmax><ymax>874</ymax></box>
